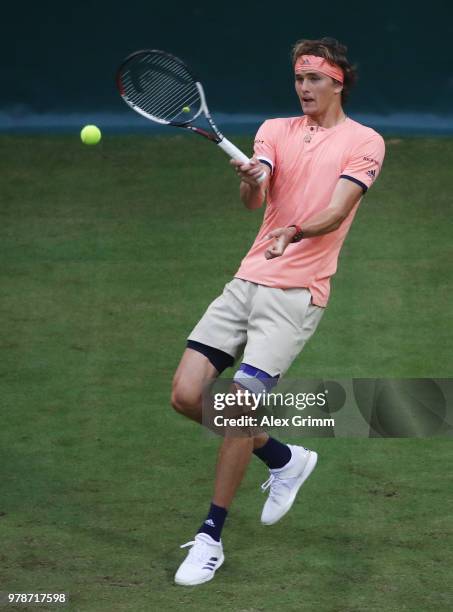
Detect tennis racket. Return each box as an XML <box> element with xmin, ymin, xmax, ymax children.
<box><xmin>116</xmin><ymin>49</ymin><xmax>265</xmax><ymax>182</ymax></box>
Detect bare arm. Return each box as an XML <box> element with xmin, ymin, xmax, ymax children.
<box><xmin>230</xmin><ymin>158</ymin><xmax>271</xmax><ymax>210</ymax></box>
<box><xmin>265</xmin><ymin>178</ymin><xmax>364</xmax><ymax>259</ymax></box>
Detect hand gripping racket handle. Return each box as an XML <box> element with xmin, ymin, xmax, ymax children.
<box><xmin>217</xmin><ymin>137</ymin><xmax>266</xmax><ymax>184</ymax></box>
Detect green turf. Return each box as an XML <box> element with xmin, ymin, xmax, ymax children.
<box><xmin>1</xmin><ymin>135</ymin><xmax>452</xmax><ymax>611</ymax></box>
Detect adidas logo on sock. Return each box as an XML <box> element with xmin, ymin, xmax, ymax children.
<box><xmin>204</xmin><ymin>519</ymin><xmax>216</xmax><ymax>527</ymax></box>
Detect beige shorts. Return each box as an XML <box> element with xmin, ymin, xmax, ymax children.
<box><xmin>188</xmin><ymin>278</ymin><xmax>324</xmax><ymax>376</ymax></box>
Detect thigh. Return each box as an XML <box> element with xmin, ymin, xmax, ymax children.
<box><xmin>243</xmin><ymin>286</ymin><xmax>324</xmax><ymax>377</ymax></box>
<box><xmin>188</xmin><ymin>279</ymin><xmax>254</xmax><ymax>361</ymax></box>
<box><xmin>171</xmin><ymin>348</ymin><xmax>220</xmax><ymax>423</ymax></box>
<box><xmin>173</xmin><ymin>347</ymin><xmax>219</xmax><ymax>401</ymax></box>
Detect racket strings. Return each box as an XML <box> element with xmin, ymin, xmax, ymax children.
<box><xmin>139</xmin><ymin>76</ymin><xmax>198</xmax><ymax>120</ymax></box>
<box><xmin>131</xmin><ymin>57</ymin><xmax>185</xmax><ymax>109</ymax></box>
<box><xmin>119</xmin><ymin>53</ymin><xmax>201</xmax><ymax>123</ymax></box>
<box><xmin>123</xmin><ymin>66</ymin><xmax>198</xmax><ymax>121</ymax></box>
<box><xmin>121</xmin><ymin>70</ymin><xmax>183</xmax><ymax>115</ymax></box>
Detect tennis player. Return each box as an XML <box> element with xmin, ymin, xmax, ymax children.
<box><xmin>171</xmin><ymin>37</ymin><xmax>385</xmax><ymax>586</ymax></box>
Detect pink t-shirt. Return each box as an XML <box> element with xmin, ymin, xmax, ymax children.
<box><xmin>235</xmin><ymin>116</ymin><xmax>385</xmax><ymax>307</ymax></box>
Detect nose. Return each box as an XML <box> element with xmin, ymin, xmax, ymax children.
<box><xmin>300</xmin><ymin>78</ymin><xmax>310</xmax><ymax>93</ymax></box>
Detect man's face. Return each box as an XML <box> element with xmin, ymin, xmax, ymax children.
<box><xmin>295</xmin><ymin>70</ymin><xmax>342</xmax><ymax>116</ymax></box>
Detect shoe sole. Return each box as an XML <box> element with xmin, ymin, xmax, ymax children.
<box><xmin>261</xmin><ymin>450</ymin><xmax>318</xmax><ymax>525</ymax></box>
<box><xmin>174</xmin><ymin>553</ymin><xmax>225</xmax><ymax>586</ymax></box>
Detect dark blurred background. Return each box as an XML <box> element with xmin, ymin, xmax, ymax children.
<box><xmin>4</xmin><ymin>0</ymin><xmax>453</xmax><ymax>130</ymax></box>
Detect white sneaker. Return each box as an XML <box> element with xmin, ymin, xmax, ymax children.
<box><xmin>174</xmin><ymin>533</ymin><xmax>224</xmax><ymax>586</ymax></box>
<box><xmin>260</xmin><ymin>445</ymin><xmax>318</xmax><ymax>525</ymax></box>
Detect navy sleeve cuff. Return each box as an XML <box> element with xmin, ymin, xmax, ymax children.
<box><xmin>258</xmin><ymin>158</ymin><xmax>273</xmax><ymax>172</ymax></box>
<box><xmin>339</xmin><ymin>174</ymin><xmax>368</xmax><ymax>193</ymax></box>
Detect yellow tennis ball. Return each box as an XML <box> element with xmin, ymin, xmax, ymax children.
<box><xmin>80</xmin><ymin>125</ymin><xmax>101</xmax><ymax>145</ymax></box>
<box><xmin>182</xmin><ymin>106</ymin><xmax>191</xmax><ymax>113</ymax></box>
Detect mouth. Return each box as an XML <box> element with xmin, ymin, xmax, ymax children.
<box><xmin>302</xmin><ymin>97</ymin><xmax>315</xmax><ymax>104</ymax></box>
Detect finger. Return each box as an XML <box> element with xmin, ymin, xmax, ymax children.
<box><xmin>242</xmin><ymin>175</ymin><xmax>263</xmax><ymax>186</ymax></box>
<box><xmin>231</xmin><ymin>159</ymin><xmax>252</xmax><ymax>172</ymax></box>
<box><xmin>266</xmin><ymin>229</ymin><xmax>283</xmax><ymax>239</ymax></box>
<box><xmin>241</xmin><ymin>169</ymin><xmax>260</xmax><ymax>179</ymax></box>
<box><xmin>265</xmin><ymin>248</ymin><xmax>281</xmax><ymax>260</ymax></box>
<box><xmin>248</xmin><ymin>167</ymin><xmax>264</xmax><ymax>177</ymax></box>
<box><xmin>230</xmin><ymin>159</ymin><xmax>244</xmax><ymax>169</ymax></box>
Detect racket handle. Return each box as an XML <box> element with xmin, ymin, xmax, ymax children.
<box><xmin>217</xmin><ymin>137</ymin><xmax>266</xmax><ymax>184</ymax></box>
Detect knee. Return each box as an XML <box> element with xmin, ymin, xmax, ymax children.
<box><xmin>171</xmin><ymin>380</ymin><xmax>201</xmax><ymax>417</ymax></box>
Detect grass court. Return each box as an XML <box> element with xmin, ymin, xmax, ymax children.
<box><xmin>1</xmin><ymin>134</ymin><xmax>452</xmax><ymax>611</ymax></box>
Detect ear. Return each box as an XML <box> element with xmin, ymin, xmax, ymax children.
<box><xmin>333</xmin><ymin>81</ymin><xmax>343</xmax><ymax>96</ymax></box>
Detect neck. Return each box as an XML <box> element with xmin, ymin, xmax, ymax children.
<box><xmin>306</xmin><ymin>105</ymin><xmax>346</xmax><ymax>129</ymax></box>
